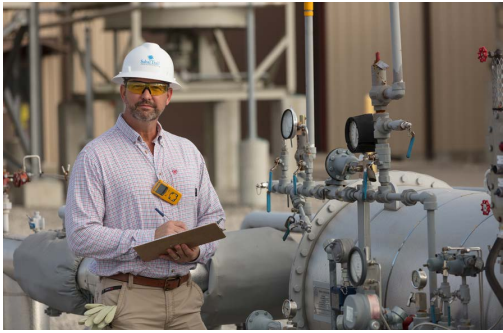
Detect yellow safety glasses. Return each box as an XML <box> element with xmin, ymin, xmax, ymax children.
<box><xmin>126</xmin><ymin>81</ymin><xmax>169</xmax><ymax>96</ymax></box>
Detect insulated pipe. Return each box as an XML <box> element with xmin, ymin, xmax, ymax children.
<box><xmin>84</xmin><ymin>27</ymin><xmax>94</xmax><ymax>141</ymax></box>
<box><xmin>131</xmin><ymin>2</ymin><xmax>142</xmax><ymax>48</ymax></box>
<box><xmin>304</xmin><ymin>2</ymin><xmax>315</xmax><ymax>146</ymax></box>
<box><xmin>426</xmin><ymin>210</ymin><xmax>438</xmax><ymax>300</ymax></box>
<box><xmin>389</xmin><ymin>2</ymin><xmax>403</xmax><ymax>84</ymax></box>
<box><xmin>4</xmin><ymin>236</ymin><xmax>26</xmax><ymax>279</ymax></box>
<box><xmin>246</xmin><ymin>3</ymin><xmax>257</xmax><ymax>140</ymax></box>
<box><xmin>486</xmin><ymin>233</ymin><xmax>503</xmax><ymax>308</ymax></box>
<box><xmin>29</xmin><ymin>2</ymin><xmax>42</xmax><ymax>172</ymax></box>
<box><xmin>241</xmin><ymin>211</ymin><xmax>302</xmax><ymax>233</ymax></box>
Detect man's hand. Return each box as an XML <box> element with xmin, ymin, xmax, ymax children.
<box><xmin>154</xmin><ymin>221</ymin><xmax>187</xmax><ymax>240</ymax></box>
<box><xmin>160</xmin><ymin>244</ymin><xmax>200</xmax><ymax>263</ymax></box>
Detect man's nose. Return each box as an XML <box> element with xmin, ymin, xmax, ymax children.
<box><xmin>141</xmin><ymin>87</ymin><xmax>153</xmax><ymax>99</ymax></box>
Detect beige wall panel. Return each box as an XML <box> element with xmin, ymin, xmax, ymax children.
<box><xmin>430</xmin><ymin>3</ymin><xmax>495</xmax><ymax>159</ymax></box>
<box><xmin>325</xmin><ymin>3</ymin><xmax>426</xmax><ymax>157</ymax></box>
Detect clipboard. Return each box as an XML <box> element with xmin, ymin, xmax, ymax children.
<box><xmin>134</xmin><ymin>223</ymin><xmax>226</xmax><ymax>262</ymax></box>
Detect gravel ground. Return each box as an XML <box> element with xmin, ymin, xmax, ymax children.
<box><xmin>4</xmin><ymin>153</ymin><xmax>488</xmax><ymax>329</ymax></box>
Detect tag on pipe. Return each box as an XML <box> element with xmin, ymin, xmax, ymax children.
<box><xmin>293</xmin><ymin>174</ymin><xmax>297</xmax><ymax>195</ymax></box>
<box><xmin>362</xmin><ymin>169</ymin><xmax>368</xmax><ymax>201</ymax></box>
<box><xmin>304</xmin><ymin>2</ymin><xmax>313</xmax><ymax>16</ymax></box>
<box><xmin>406</xmin><ymin>132</ymin><xmax>415</xmax><ymax>158</ymax></box>
<box><xmin>267</xmin><ymin>171</ymin><xmax>272</xmax><ymax>213</ymax></box>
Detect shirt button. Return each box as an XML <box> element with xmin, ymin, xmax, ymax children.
<box><xmin>159</xmin><ymin>173</ymin><xmax>162</xmax><ymax>176</ymax></box>
<box><xmin>145</xmin><ymin>150</ymin><xmax>148</xmax><ymax>154</ymax></box>
<box><xmin>171</xmin><ymin>269</ymin><xmax>175</xmax><ymax>273</ymax></box>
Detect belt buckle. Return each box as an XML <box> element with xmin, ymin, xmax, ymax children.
<box><xmin>163</xmin><ymin>276</ymin><xmax>181</xmax><ymax>290</ymax></box>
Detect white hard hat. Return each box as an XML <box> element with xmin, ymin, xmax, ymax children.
<box><xmin>112</xmin><ymin>42</ymin><xmax>182</xmax><ymax>90</ymax></box>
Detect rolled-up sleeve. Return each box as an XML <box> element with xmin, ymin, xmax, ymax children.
<box><xmin>66</xmin><ymin>150</ymin><xmax>155</xmax><ymax>261</ymax></box>
<box><xmin>193</xmin><ymin>155</ymin><xmax>226</xmax><ymax>264</ymax></box>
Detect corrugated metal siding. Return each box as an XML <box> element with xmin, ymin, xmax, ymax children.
<box><xmin>325</xmin><ymin>2</ymin><xmax>495</xmax><ymax>160</ymax></box>
<box><xmin>430</xmin><ymin>3</ymin><xmax>495</xmax><ymax>159</ymax></box>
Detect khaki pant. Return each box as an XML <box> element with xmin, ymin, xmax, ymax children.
<box><xmin>95</xmin><ymin>275</ymin><xmax>206</xmax><ymax>330</ymax></box>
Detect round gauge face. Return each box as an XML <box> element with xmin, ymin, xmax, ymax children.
<box><xmin>282</xmin><ymin>299</ymin><xmax>291</xmax><ymax>318</ymax></box>
<box><xmin>281</xmin><ymin>109</ymin><xmax>297</xmax><ymax>140</ymax></box>
<box><xmin>411</xmin><ymin>269</ymin><xmax>427</xmax><ymax>289</ymax></box>
<box><xmin>349</xmin><ymin>251</ymin><xmax>363</xmax><ymax>283</ymax></box>
<box><xmin>349</xmin><ymin>121</ymin><xmax>359</xmax><ymax>150</ymax></box>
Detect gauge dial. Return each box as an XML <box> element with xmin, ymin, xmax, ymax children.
<box><xmin>344</xmin><ymin>114</ymin><xmax>376</xmax><ymax>153</ymax></box>
<box><xmin>348</xmin><ymin>247</ymin><xmax>367</xmax><ymax>287</ymax></box>
<box><xmin>411</xmin><ymin>269</ymin><xmax>428</xmax><ymax>290</ymax></box>
<box><xmin>282</xmin><ymin>299</ymin><xmax>297</xmax><ymax>319</ymax></box>
<box><xmin>349</xmin><ymin>121</ymin><xmax>359</xmax><ymax>150</ymax></box>
<box><xmin>281</xmin><ymin>109</ymin><xmax>298</xmax><ymax>140</ymax></box>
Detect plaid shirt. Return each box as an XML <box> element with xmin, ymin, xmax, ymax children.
<box><xmin>66</xmin><ymin>115</ymin><xmax>225</xmax><ymax>278</ymax></box>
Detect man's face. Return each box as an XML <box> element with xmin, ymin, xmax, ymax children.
<box><xmin>120</xmin><ymin>78</ymin><xmax>173</xmax><ymax>122</ymax></box>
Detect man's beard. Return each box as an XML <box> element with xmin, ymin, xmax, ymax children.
<box><xmin>126</xmin><ymin>100</ymin><xmax>162</xmax><ymax>122</ymax></box>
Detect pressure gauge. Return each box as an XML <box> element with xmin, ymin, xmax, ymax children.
<box><xmin>281</xmin><ymin>109</ymin><xmax>298</xmax><ymax>140</ymax></box>
<box><xmin>282</xmin><ymin>299</ymin><xmax>297</xmax><ymax>319</ymax></box>
<box><xmin>411</xmin><ymin>269</ymin><xmax>428</xmax><ymax>290</ymax></box>
<box><xmin>345</xmin><ymin>114</ymin><xmax>376</xmax><ymax>153</ymax></box>
<box><xmin>348</xmin><ymin>246</ymin><xmax>368</xmax><ymax>287</ymax></box>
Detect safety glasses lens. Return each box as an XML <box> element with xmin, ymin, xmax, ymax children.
<box><xmin>126</xmin><ymin>82</ymin><xmax>167</xmax><ymax>96</ymax></box>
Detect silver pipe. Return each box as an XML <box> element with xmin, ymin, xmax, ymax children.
<box><xmin>246</xmin><ymin>3</ymin><xmax>257</xmax><ymax>140</ymax></box>
<box><xmin>3</xmin><ymin>237</ymin><xmax>25</xmax><ymax>279</ymax></box>
<box><xmin>357</xmin><ymin>197</ymin><xmax>371</xmax><ymax>251</ymax></box>
<box><xmin>477</xmin><ymin>249</ymin><xmax>485</xmax><ymax>329</ymax></box>
<box><xmin>29</xmin><ymin>3</ymin><xmax>42</xmax><ymax>172</ymax></box>
<box><xmin>286</xmin><ymin>3</ymin><xmax>296</xmax><ymax>94</ymax></box>
<box><xmin>389</xmin><ymin>2</ymin><xmax>403</xmax><ymax>83</ymax></box>
<box><xmin>85</xmin><ymin>27</ymin><xmax>94</xmax><ymax>141</ymax></box>
<box><xmin>241</xmin><ymin>211</ymin><xmax>301</xmax><ymax>232</ymax></box>
<box><xmin>131</xmin><ymin>2</ymin><xmax>142</xmax><ymax>48</ymax></box>
<box><xmin>304</xmin><ymin>4</ymin><xmax>315</xmax><ymax>146</ymax></box>
<box><xmin>31</xmin><ymin>300</ymin><xmax>50</xmax><ymax>330</ymax></box>
<box><xmin>427</xmin><ymin>209</ymin><xmax>438</xmax><ymax>300</ymax></box>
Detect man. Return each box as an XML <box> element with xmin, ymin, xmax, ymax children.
<box><xmin>66</xmin><ymin>42</ymin><xmax>225</xmax><ymax>329</ymax></box>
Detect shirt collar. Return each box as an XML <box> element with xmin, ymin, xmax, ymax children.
<box><xmin>115</xmin><ymin>114</ymin><xmax>165</xmax><ymax>147</ymax></box>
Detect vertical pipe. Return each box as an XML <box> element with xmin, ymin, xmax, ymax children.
<box><xmin>85</xmin><ymin>27</ymin><xmax>94</xmax><ymax>141</ymax></box>
<box><xmin>131</xmin><ymin>2</ymin><xmax>142</xmax><ymax>48</ymax></box>
<box><xmin>113</xmin><ymin>30</ymin><xmax>119</xmax><ymax>75</ymax></box>
<box><xmin>29</xmin><ymin>3</ymin><xmax>42</xmax><ymax>172</ymax></box>
<box><xmin>329</xmin><ymin>260</ymin><xmax>338</xmax><ymax>329</ymax></box>
<box><xmin>423</xmin><ymin>3</ymin><xmax>434</xmax><ymax>160</ymax></box>
<box><xmin>477</xmin><ymin>249</ymin><xmax>485</xmax><ymax>329</ymax></box>
<box><xmin>427</xmin><ymin>209</ymin><xmax>438</xmax><ymax>300</ymax></box>
<box><xmin>246</xmin><ymin>3</ymin><xmax>257</xmax><ymax>140</ymax></box>
<box><xmin>389</xmin><ymin>3</ymin><xmax>404</xmax><ymax>84</ymax></box>
<box><xmin>30</xmin><ymin>300</ymin><xmax>50</xmax><ymax>330</ymax></box>
<box><xmin>286</xmin><ymin>3</ymin><xmax>296</xmax><ymax>94</ymax></box>
<box><xmin>357</xmin><ymin>197</ymin><xmax>371</xmax><ymax>252</ymax></box>
<box><xmin>304</xmin><ymin>2</ymin><xmax>315</xmax><ymax>146</ymax></box>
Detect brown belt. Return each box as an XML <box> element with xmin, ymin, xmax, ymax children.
<box><xmin>107</xmin><ymin>273</ymin><xmax>190</xmax><ymax>291</ymax></box>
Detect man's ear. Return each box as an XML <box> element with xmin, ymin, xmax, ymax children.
<box><xmin>120</xmin><ymin>85</ymin><xmax>127</xmax><ymax>103</ymax></box>
<box><xmin>165</xmin><ymin>88</ymin><xmax>173</xmax><ymax>106</ymax></box>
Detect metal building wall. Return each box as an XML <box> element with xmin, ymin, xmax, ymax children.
<box><xmin>325</xmin><ymin>2</ymin><xmax>496</xmax><ymax>161</ymax></box>
<box><xmin>430</xmin><ymin>3</ymin><xmax>495</xmax><ymax>161</ymax></box>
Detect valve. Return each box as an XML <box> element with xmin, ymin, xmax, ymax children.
<box><xmin>267</xmin><ymin>158</ymin><xmax>281</xmax><ymax>213</ymax></box>
<box><xmin>13</xmin><ymin>171</ymin><xmax>30</xmax><ymax>188</ymax></box>
<box><xmin>481</xmin><ymin>199</ymin><xmax>491</xmax><ymax>215</ymax></box>
<box><xmin>478</xmin><ymin>46</ymin><xmax>488</xmax><ymax>63</ymax></box>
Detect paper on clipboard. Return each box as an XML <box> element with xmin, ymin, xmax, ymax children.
<box><xmin>134</xmin><ymin>223</ymin><xmax>226</xmax><ymax>262</ymax></box>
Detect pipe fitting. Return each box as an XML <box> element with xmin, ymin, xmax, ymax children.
<box><xmin>400</xmin><ymin>189</ymin><xmax>418</xmax><ymax>206</ymax></box>
<box><xmin>414</xmin><ymin>192</ymin><xmax>438</xmax><ymax>211</ymax></box>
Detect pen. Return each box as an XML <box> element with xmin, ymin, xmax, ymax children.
<box><xmin>155</xmin><ymin>208</ymin><xmax>169</xmax><ymax>221</ymax></box>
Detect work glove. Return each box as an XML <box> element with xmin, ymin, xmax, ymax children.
<box><xmin>78</xmin><ymin>303</ymin><xmax>117</xmax><ymax>330</ymax></box>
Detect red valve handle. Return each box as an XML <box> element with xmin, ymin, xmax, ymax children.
<box><xmin>478</xmin><ymin>47</ymin><xmax>488</xmax><ymax>63</ymax></box>
<box><xmin>481</xmin><ymin>199</ymin><xmax>491</xmax><ymax>215</ymax></box>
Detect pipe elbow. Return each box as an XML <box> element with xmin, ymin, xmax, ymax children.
<box><xmin>384</xmin><ymin>82</ymin><xmax>406</xmax><ymax>100</ymax></box>
<box><xmin>418</xmin><ymin>191</ymin><xmax>438</xmax><ymax>210</ymax></box>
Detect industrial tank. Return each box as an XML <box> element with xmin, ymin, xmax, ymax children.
<box><xmin>287</xmin><ymin>171</ymin><xmax>503</xmax><ymax>329</ymax></box>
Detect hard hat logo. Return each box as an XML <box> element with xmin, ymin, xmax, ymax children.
<box><xmin>112</xmin><ymin>42</ymin><xmax>182</xmax><ymax>90</ymax></box>
<box><xmin>141</xmin><ymin>55</ymin><xmax>161</xmax><ymax>67</ymax></box>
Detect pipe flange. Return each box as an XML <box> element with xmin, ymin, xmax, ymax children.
<box><xmin>400</xmin><ymin>189</ymin><xmax>417</xmax><ymax>206</ymax></box>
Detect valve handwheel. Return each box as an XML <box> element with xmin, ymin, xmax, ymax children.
<box><xmin>478</xmin><ymin>47</ymin><xmax>488</xmax><ymax>63</ymax></box>
<box><xmin>481</xmin><ymin>199</ymin><xmax>491</xmax><ymax>215</ymax></box>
